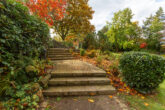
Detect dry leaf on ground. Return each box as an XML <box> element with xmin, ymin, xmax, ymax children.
<box><xmin>144</xmin><ymin>102</ymin><xmax>149</xmax><ymax>106</ymax></box>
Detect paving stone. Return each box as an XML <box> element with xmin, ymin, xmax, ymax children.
<box><xmin>45</xmin><ymin>95</ymin><xmax>128</xmax><ymax>110</ymax></box>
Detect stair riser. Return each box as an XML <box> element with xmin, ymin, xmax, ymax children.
<box><xmin>47</xmin><ymin>53</ymin><xmax>72</xmax><ymax>56</ymax></box>
<box><xmin>51</xmin><ymin>73</ymin><xmax>106</xmax><ymax>78</ymax></box>
<box><xmin>48</xmin><ymin>52</ymin><xmax>71</xmax><ymax>54</ymax></box>
<box><xmin>48</xmin><ymin>57</ymin><xmax>73</xmax><ymax>58</ymax></box>
<box><xmin>48</xmin><ymin>53</ymin><xmax>71</xmax><ymax>56</ymax></box>
<box><xmin>48</xmin><ymin>50</ymin><xmax>69</xmax><ymax>52</ymax></box>
<box><xmin>47</xmin><ymin>52</ymin><xmax>70</xmax><ymax>55</ymax></box>
<box><xmin>48</xmin><ymin>54</ymin><xmax>71</xmax><ymax>55</ymax></box>
<box><xmin>43</xmin><ymin>90</ymin><xmax>116</xmax><ymax>96</ymax></box>
<box><xmin>48</xmin><ymin>55</ymin><xmax>73</xmax><ymax>58</ymax></box>
<box><xmin>48</xmin><ymin>48</ymin><xmax>69</xmax><ymax>50</ymax></box>
<box><xmin>49</xmin><ymin>58</ymin><xmax>74</xmax><ymax>60</ymax></box>
<box><xmin>48</xmin><ymin>80</ymin><xmax>110</xmax><ymax>86</ymax></box>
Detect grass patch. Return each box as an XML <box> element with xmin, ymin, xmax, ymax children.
<box><xmin>119</xmin><ymin>81</ymin><xmax>165</xmax><ymax>110</ymax></box>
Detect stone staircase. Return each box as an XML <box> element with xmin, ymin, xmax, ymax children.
<box><xmin>47</xmin><ymin>48</ymin><xmax>74</xmax><ymax>60</ymax></box>
<box><xmin>43</xmin><ymin>48</ymin><xmax>116</xmax><ymax>96</ymax></box>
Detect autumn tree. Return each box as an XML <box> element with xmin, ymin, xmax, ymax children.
<box><xmin>26</xmin><ymin>0</ymin><xmax>94</xmax><ymax>40</ymax></box>
<box><xmin>53</xmin><ymin>0</ymin><xmax>95</xmax><ymax>40</ymax></box>
<box><xmin>143</xmin><ymin>7</ymin><xmax>164</xmax><ymax>50</ymax></box>
<box><xmin>26</xmin><ymin>0</ymin><xmax>67</xmax><ymax>26</ymax></box>
<box><xmin>106</xmin><ymin>8</ymin><xmax>141</xmax><ymax>51</ymax></box>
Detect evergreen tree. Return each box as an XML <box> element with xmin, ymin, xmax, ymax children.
<box><xmin>143</xmin><ymin>7</ymin><xmax>164</xmax><ymax>50</ymax></box>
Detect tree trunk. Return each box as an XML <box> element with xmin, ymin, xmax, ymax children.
<box><xmin>61</xmin><ymin>35</ymin><xmax>65</xmax><ymax>41</ymax></box>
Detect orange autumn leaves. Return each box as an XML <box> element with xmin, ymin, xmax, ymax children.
<box><xmin>107</xmin><ymin>70</ymin><xmax>138</xmax><ymax>95</ymax></box>
<box><xmin>26</xmin><ymin>0</ymin><xmax>66</xmax><ymax>26</ymax></box>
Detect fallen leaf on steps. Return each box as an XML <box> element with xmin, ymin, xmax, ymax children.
<box><xmin>89</xmin><ymin>92</ymin><xmax>96</xmax><ymax>96</ymax></box>
<box><xmin>73</xmin><ymin>99</ymin><xmax>78</xmax><ymax>101</ymax></box>
<box><xmin>88</xmin><ymin>99</ymin><xmax>94</xmax><ymax>103</ymax></box>
<box><xmin>109</xmin><ymin>95</ymin><xmax>113</xmax><ymax>98</ymax></box>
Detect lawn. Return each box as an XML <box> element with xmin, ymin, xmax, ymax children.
<box><xmin>118</xmin><ymin>80</ymin><xmax>165</xmax><ymax>110</ymax></box>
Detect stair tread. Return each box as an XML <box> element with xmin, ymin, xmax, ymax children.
<box><xmin>48</xmin><ymin>51</ymin><xmax>70</xmax><ymax>52</ymax></box>
<box><xmin>48</xmin><ymin>53</ymin><xmax>72</xmax><ymax>57</ymax></box>
<box><xmin>49</xmin><ymin>48</ymin><xmax>69</xmax><ymax>50</ymax></box>
<box><xmin>49</xmin><ymin>57</ymin><xmax>74</xmax><ymax>60</ymax></box>
<box><xmin>49</xmin><ymin>57</ymin><xmax>74</xmax><ymax>58</ymax></box>
<box><xmin>48</xmin><ymin>53</ymin><xmax>70</xmax><ymax>54</ymax></box>
<box><xmin>49</xmin><ymin>77</ymin><xmax>109</xmax><ymax>82</ymax></box>
<box><xmin>43</xmin><ymin>85</ymin><xmax>115</xmax><ymax>93</ymax></box>
<box><xmin>51</xmin><ymin>70</ymin><xmax>106</xmax><ymax>74</ymax></box>
<box><xmin>49</xmin><ymin>58</ymin><xmax>74</xmax><ymax>59</ymax></box>
<box><xmin>50</xmin><ymin>72</ymin><xmax>106</xmax><ymax>77</ymax></box>
<box><xmin>48</xmin><ymin>55</ymin><xmax>72</xmax><ymax>56</ymax></box>
<box><xmin>49</xmin><ymin>56</ymin><xmax>74</xmax><ymax>58</ymax></box>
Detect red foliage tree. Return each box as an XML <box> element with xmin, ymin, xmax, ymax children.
<box><xmin>140</xmin><ymin>42</ymin><xmax>147</xmax><ymax>49</ymax></box>
<box><xmin>26</xmin><ymin>0</ymin><xmax>66</xmax><ymax>26</ymax></box>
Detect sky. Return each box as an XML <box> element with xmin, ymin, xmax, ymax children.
<box><xmin>89</xmin><ymin>0</ymin><xmax>165</xmax><ymax>31</ymax></box>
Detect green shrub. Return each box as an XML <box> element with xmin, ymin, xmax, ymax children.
<box><xmin>96</xmin><ymin>56</ymin><xmax>103</xmax><ymax>64</ymax></box>
<box><xmin>80</xmin><ymin>48</ymin><xmax>85</xmax><ymax>56</ymax></box>
<box><xmin>0</xmin><ymin>0</ymin><xmax>51</xmax><ymax>109</ymax></box>
<box><xmin>63</xmin><ymin>41</ymin><xmax>73</xmax><ymax>48</ymax></box>
<box><xmin>2</xmin><ymin>83</ymin><xmax>41</xmax><ymax>109</ymax></box>
<box><xmin>0</xmin><ymin>0</ymin><xmax>50</xmax><ymax>81</ymax></box>
<box><xmin>87</xmin><ymin>50</ymin><xmax>97</xmax><ymax>58</ymax></box>
<box><xmin>120</xmin><ymin>52</ymin><xmax>165</xmax><ymax>94</ymax></box>
<box><xmin>103</xmin><ymin>51</ymin><xmax>110</xmax><ymax>55</ymax></box>
<box><xmin>69</xmin><ymin>48</ymin><xmax>73</xmax><ymax>53</ymax></box>
<box><xmin>123</xmin><ymin>40</ymin><xmax>137</xmax><ymax>51</ymax></box>
<box><xmin>108</xmin><ymin>52</ymin><xmax>121</xmax><ymax>60</ymax></box>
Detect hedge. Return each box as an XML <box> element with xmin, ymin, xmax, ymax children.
<box><xmin>119</xmin><ymin>52</ymin><xmax>165</xmax><ymax>94</ymax></box>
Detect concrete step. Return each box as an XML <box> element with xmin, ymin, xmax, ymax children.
<box><xmin>51</xmin><ymin>71</ymin><xmax>106</xmax><ymax>78</ymax></box>
<box><xmin>48</xmin><ymin>55</ymin><xmax>73</xmax><ymax>58</ymax></box>
<box><xmin>47</xmin><ymin>51</ymin><xmax>70</xmax><ymax>54</ymax></box>
<box><xmin>47</xmin><ymin>53</ymin><xmax>72</xmax><ymax>56</ymax></box>
<box><xmin>49</xmin><ymin>57</ymin><xmax>74</xmax><ymax>60</ymax></box>
<box><xmin>43</xmin><ymin>85</ymin><xmax>116</xmax><ymax>96</ymax></box>
<box><xmin>48</xmin><ymin>48</ymin><xmax>69</xmax><ymax>52</ymax></box>
<box><xmin>48</xmin><ymin>77</ymin><xmax>110</xmax><ymax>86</ymax></box>
<box><xmin>48</xmin><ymin>50</ymin><xmax>69</xmax><ymax>52</ymax></box>
<box><xmin>48</xmin><ymin>48</ymin><xmax>69</xmax><ymax>50</ymax></box>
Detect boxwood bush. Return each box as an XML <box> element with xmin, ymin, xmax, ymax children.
<box><xmin>119</xmin><ymin>52</ymin><xmax>165</xmax><ymax>94</ymax></box>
